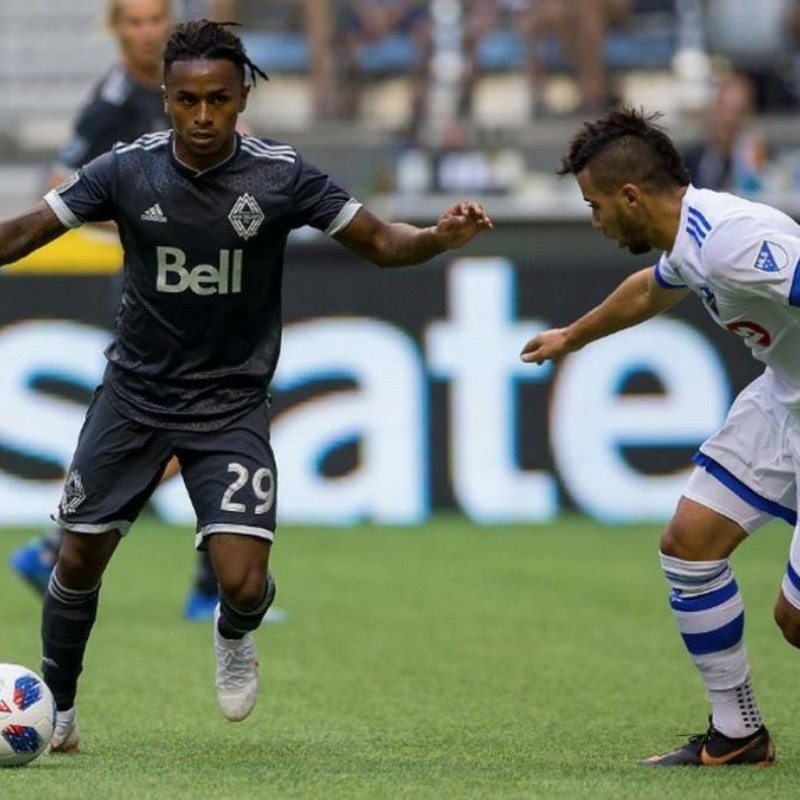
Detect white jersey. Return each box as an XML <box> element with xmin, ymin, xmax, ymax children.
<box><xmin>655</xmin><ymin>184</ymin><xmax>800</xmax><ymax>413</ymax></box>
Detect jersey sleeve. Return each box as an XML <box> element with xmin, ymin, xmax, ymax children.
<box><xmin>43</xmin><ymin>150</ymin><xmax>117</xmax><ymax>228</ymax></box>
<box><xmin>653</xmin><ymin>253</ymin><xmax>687</xmax><ymax>289</ymax></box>
<box><xmin>290</xmin><ymin>153</ymin><xmax>362</xmax><ymax>235</ymax></box>
<box><xmin>702</xmin><ymin>218</ymin><xmax>800</xmax><ymax>306</ymax></box>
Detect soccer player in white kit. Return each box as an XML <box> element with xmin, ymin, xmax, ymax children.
<box><xmin>519</xmin><ymin>107</ymin><xmax>800</xmax><ymax>766</ymax></box>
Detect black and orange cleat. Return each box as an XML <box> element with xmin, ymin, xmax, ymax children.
<box><xmin>640</xmin><ymin>721</ymin><xmax>774</xmax><ymax>767</ymax></box>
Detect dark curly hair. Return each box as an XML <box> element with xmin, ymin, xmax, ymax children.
<box><xmin>558</xmin><ymin>107</ymin><xmax>690</xmax><ymax>193</ymax></box>
<box><xmin>164</xmin><ymin>19</ymin><xmax>269</xmax><ymax>85</ymax></box>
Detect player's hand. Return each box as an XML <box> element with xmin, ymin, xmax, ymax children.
<box><xmin>520</xmin><ymin>328</ymin><xmax>573</xmax><ymax>365</ymax></box>
<box><xmin>434</xmin><ymin>201</ymin><xmax>494</xmax><ymax>250</ymax></box>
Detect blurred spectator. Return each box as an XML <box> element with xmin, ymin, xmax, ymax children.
<box><xmin>205</xmin><ymin>0</ymin><xmax>301</xmax><ymax>29</ymax></box>
<box><xmin>461</xmin><ymin>1</ymin><xmax>535</xmax><ymax>118</ymax></box>
<box><xmin>338</xmin><ymin>1</ymin><xmax>432</xmax><ymax>136</ymax></box>
<box><xmin>682</xmin><ymin>72</ymin><xmax>769</xmax><ymax>193</ymax></box>
<box><xmin>204</xmin><ymin>1</ymin><xmax>338</xmax><ymax>118</ymax></box>
<box><xmin>463</xmin><ymin>0</ymin><xmax>633</xmax><ymax>118</ymax></box>
<box><xmin>704</xmin><ymin>0</ymin><xmax>799</xmax><ymax>112</ymax></box>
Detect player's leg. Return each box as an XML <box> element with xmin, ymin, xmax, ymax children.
<box><xmin>774</xmin><ymin>473</ymin><xmax>800</xmax><ymax>646</ymax></box>
<box><xmin>12</xmin><ymin>454</ymin><xmax>184</xmax><ymax>599</ymax></box>
<box><xmin>207</xmin><ymin>534</ymin><xmax>275</xmax><ymax>721</ymax></box>
<box><xmin>43</xmin><ymin>529</ymin><xmax>121</xmax><ymax>753</ymax></box>
<box><xmin>177</xmin><ymin>401</ymin><xmax>278</xmax><ymax>720</ymax></box>
<box><xmin>775</xmin><ymin>533</ymin><xmax>800</xmax><ymax>644</ymax></box>
<box><xmin>642</xmin><ymin>376</ymin><xmax>792</xmax><ymax>766</ymax></box>
<box><xmin>42</xmin><ymin>388</ymin><xmax>172</xmax><ymax>751</ymax></box>
<box><xmin>641</xmin><ymin>479</ymin><xmax>774</xmax><ymax>766</ymax></box>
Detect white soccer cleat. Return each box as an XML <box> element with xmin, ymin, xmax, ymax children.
<box><xmin>213</xmin><ymin>604</ymin><xmax>259</xmax><ymax>721</ymax></box>
<box><xmin>47</xmin><ymin>707</ymin><xmax>80</xmax><ymax>753</ymax></box>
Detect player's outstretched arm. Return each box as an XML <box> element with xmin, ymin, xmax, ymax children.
<box><xmin>520</xmin><ymin>266</ymin><xmax>690</xmax><ymax>364</ymax></box>
<box><xmin>0</xmin><ymin>202</ymin><xmax>68</xmax><ymax>268</ymax></box>
<box><xmin>333</xmin><ymin>201</ymin><xmax>494</xmax><ymax>268</ymax></box>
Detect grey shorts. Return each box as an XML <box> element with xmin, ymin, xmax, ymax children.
<box><xmin>54</xmin><ymin>387</ymin><xmax>277</xmax><ymax>548</ymax></box>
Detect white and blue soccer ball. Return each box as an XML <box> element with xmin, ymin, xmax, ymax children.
<box><xmin>0</xmin><ymin>663</ymin><xmax>56</xmax><ymax>767</ymax></box>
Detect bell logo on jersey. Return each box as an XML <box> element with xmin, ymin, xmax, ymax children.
<box><xmin>156</xmin><ymin>246</ymin><xmax>243</xmax><ymax>295</ymax></box>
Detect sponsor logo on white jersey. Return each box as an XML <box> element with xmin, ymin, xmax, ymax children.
<box><xmin>156</xmin><ymin>246</ymin><xmax>243</xmax><ymax>295</ymax></box>
<box><xmin>229</xmin><ymin>193</ymin><xmax>264</xmax><ymax>240</ymax></box>
<box><xmin>141</xmin><ymin>203</ymin><xmax>168</xmax><ymax>223</ymax></box>
<box><xmin>726</xmin><ymin>320</ymin><xmax>772</xmax><ymax>346</ymax></box>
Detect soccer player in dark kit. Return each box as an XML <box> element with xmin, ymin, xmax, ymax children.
<box><xmin>0</xmin><ymin>19</ymin><xmax>493</xmax><ymax>751</ymax></box>
<box><xmin>9</xmin><ymin>0</ymin><xmax>226</xmax><ymax>624</ymax></box>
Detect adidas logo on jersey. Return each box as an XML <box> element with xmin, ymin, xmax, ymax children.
<box><xmin>141</xmin><ymin>203</ymin><xmax>168</xmax><ymax>223</ymax></box>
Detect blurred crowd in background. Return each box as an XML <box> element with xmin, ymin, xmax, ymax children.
<box><xmin>3</xmin><ymin>0</ymin><xmax>800</xmax><ymax>204</ymax></box>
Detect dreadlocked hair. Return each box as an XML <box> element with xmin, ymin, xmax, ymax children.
<box><xmin>558</xmin><ymin>107</ymin><xmax>690</xmax><ymax>193</ymax></box>
<box><xmin>164</xmin><ymin>19</ymin><xmax>269</xmax><ymax>85</ymax></box>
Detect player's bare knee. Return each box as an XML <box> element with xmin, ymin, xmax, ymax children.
<box><xmin>218</xmin><ymin>569</ymin><xmax>268</xmax><ymax>611</ymax></box>
<box><xmin>55</xmin><ymin>531</ymin><xmax>118</xmax><ymax>589</ymax></box>
<box><xmin>55</xmin><ymin>546</ymin><xmax>101</xmax><ymax>589</ymax></box>
<box><xmin>660</xmin><ymin>495</ymin><xmax>748</xmax><ymax>562</ymax></box>
<box><xmin>659</xmin><ymin>520</ymin><xmax>694</xmax><ymax>560</ymax></box>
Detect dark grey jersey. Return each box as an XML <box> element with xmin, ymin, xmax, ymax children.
<box><xmin>56</xmin><ymin>63</ymin><xmax>170</xmax><ymax>173</ymax></box>
<box><xmin>44</xmin><ymin>132</ymin><xmax>361</xmax><ymax>430</ymax></box>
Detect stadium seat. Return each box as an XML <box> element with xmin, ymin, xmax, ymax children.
<box><xmin>475</xmin><ymin>1</ymin><xmax>677</xmax><ymax>75</ymax></box>
<box><xmin>240</xmin><ymin>32</ymin><xmax>309</xmax><ymax>73</ymax></box>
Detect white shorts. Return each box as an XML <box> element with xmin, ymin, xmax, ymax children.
<box><xmin>688</xmin><ymin>373</ymin><xmax>798</xmax><ymax>532</ymax></box>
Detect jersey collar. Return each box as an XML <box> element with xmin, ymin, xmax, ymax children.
<box><xmin>169</xmin><ymin>132</ymin><xmax>241</xmax><ymax>179</ymax></box>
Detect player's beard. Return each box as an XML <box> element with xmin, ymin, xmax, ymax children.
<box><xmin>616</xmin><ymin>211</ymin><xmax>652</xmax><ymax>255</ymax></box>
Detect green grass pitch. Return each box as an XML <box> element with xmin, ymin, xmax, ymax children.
<box><xmin>0</xmin><ymin>515</ymin><xmax>798</xmax><ymax>799</ymax></box>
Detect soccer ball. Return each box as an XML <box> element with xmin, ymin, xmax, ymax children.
<box><xmin>0</xmin><ymin>663</ymin><xmax>56</xmax><ymax>767</ymax></box>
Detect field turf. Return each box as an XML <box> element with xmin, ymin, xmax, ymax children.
<box><xmin>0</xmin><ymin>515</ymin><xmax>797</xmax><ymax>799</ymax></box>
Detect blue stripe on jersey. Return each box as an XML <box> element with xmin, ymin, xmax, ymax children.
<box><xmin>692</xmin><ymin>452</ymin><xmax>797</xmax><ymax>524</ymax></box>
<box><xmin>669</xmin><ymin>579</ymin><xmax>738</xmax><ymax>611</ymax></box>
<box><xmin>786</xmin><ymin>561</ymin><xmax>800</xmax><ymax>593</ymax></box>
<box><xmin>686</xmin><ymin>226</ymin><xmax>704</xmax><ymax>249</ymax></box>
<box><xmin>680</xmin><ymin>613</ymin><xmax>744</xmax><ymax>655</ymax></box>
<box><xmin>686</xmin><ymin>216</ymin><xmax>708</xmax><ymax>242</ymax></box>
<box><xmin>789</xmin><ymin>259</ymin><xmax>800</xmax><ymax>307</ymax></box>
<box><xmin>688</xmin><ymin>206</ymin><xmax>712</xmax><ymax>232</ymax></box>
<box><xmin>653</xmin><ymin>262</ymin><xmax>686</xmax><ymax>289</ymax></box>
